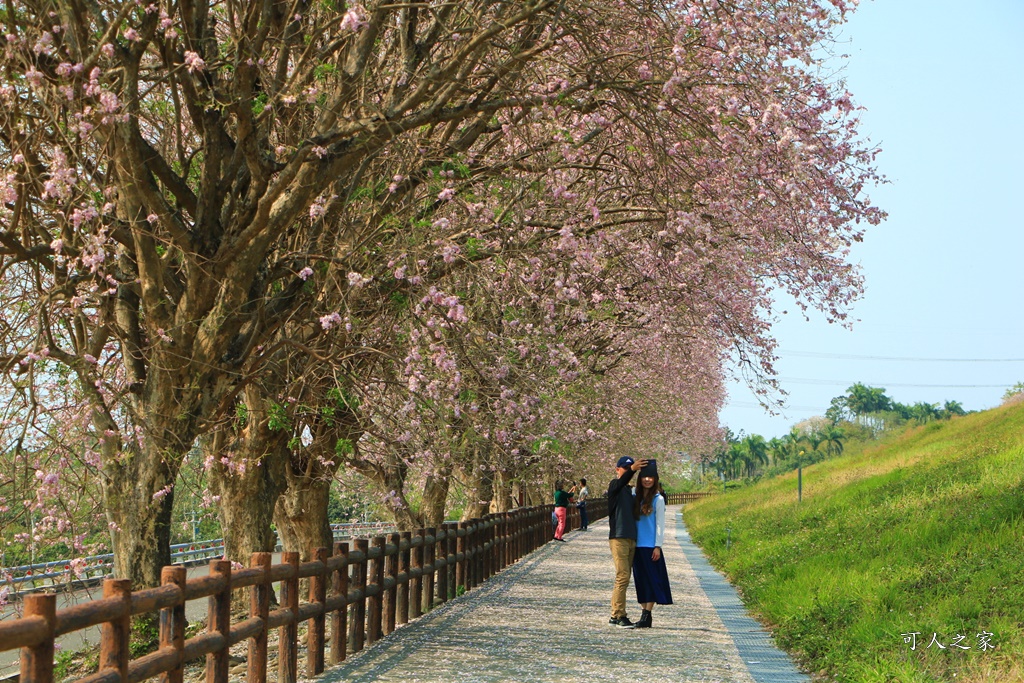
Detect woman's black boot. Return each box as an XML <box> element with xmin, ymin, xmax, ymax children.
<box><xmin>637</xmin><ymin>609</ymin><xmax>652</xmax><ymax>628</ymax></box>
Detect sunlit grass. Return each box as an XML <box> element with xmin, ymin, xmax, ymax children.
<box><xmin>686</xmin><ymin>402</ymin><xmax>1024</xmax><ymax>682</ymax></box>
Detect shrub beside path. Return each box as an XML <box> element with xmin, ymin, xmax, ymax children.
<box><xmin>320</xmin><ymin>505</ymin><xmax>808</xmax><ymax>683</ymax></box>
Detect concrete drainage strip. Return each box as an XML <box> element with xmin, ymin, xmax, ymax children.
<box><xmin>674</xmin><ymin>511</ymin><xmax>810</xmax><ymax>683</ymax></box>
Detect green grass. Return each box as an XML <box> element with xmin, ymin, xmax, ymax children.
<box><xmin>685</xmin><ymin>402</ymin><xmax>1024</xmax><ymax>683</ymax></box>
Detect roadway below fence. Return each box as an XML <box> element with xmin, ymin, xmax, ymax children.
<box><xmin>0</xmin><ymin>562</ymin><xmax>213</xmax><ymax>679</ymax></box>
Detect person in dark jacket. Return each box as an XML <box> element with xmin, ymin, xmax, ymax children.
<box><xmin>607</xmin><ymin>455</ymin><xmax>647</xmax><ymax>628</ymax></box>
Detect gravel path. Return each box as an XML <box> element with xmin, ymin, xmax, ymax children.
<box><xmin>317</xmin><ymin>505</ymin><xmax>805</xmax><ymax>683</ymax></box>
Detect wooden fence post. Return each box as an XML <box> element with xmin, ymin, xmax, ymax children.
<box><xmin>422</xmin><ymin>528</ymin><xmax>435</xmax><ymax>613</ymax></box>
<box><xmin>330</xmin><ymin>542</ymin><xmax>349</xmax><ymax>665</ymax></box>
<box><xmin>471</xmin><ymin>519</ymin><xmax>479</xmax><ymax>588</ymax></box>
<box><xmin>481</xmin><ymin>519</ymin><xmax>489</xmax><ymax>584</ymax></box>
<box><xmin>446</xmin><ymin>522</ymin><xmax>458</xmax><ymax>599</ymax></box>
<box><xmin>383</xmin><ymin>533</ymin><xmax>398</xmax><ymax>635</ymax></box>
<box><xmin>349</xmin><ymin>538</ymin><xmax>368</xmax><ymax>654</ymax></box>
<box><xmin>493</xmin><ymin>515</ymin><xmax>500</xmax><ymax>576</ymax></box>
<box><xmin>512</xmin><ymin>510</ymin><xmax>521</xmax><ymax>561</ymax></box>
<box><xmin>279</xmin><ymin>552</ymin><xmax>299</xmax><ymax>683</ymax></box>
<box><xmin>521</xmin><ymin>509</ymin><xmax>528</xmax><ymax>558</ymax></box>
<box><xmin>397</xmin><ymin>531</ymin><xmax>411</xmax><ymax>625</ymax></box>
<box><xmin>495</xmin><ymin>514</ymin><xmax>503</xmax><ymax>573</ymax></box>
<box><xmin>501</xmin><ymin>512</ymin><xmax>510</xmax><ymax>570</ymax></box>
<box><xmin>481</xmin><ymin>518</ymin><xmax>489</xmax><ymax>581</ymax></box>
<box><xmin>159</xmin><ymin>566</ymin><xmax>187</xmax><ymax>683</ymax></box>
<box><xmin>308</xmin><ymin>546</ymin><xmax>328</xmax><ymax>675</ymax></box>
<box><xmin>434</xmin><ymin>524</ymin><xmax>448</xmax><ymax>605</ymax></box>
<box><xmin>485</xmin><ymin>518</ymin><xmax>493</xmax><ymax>581</ymax></box>
<box><xmin>462</xmin><ymin>521</ymin><xmax>471</xmax><ymax>593</ymax></box>
<box><xmin>493</xmin><ymin>514</ymin><xmax>503</xmax><ymax>573</ymax></box>
<box><xmin>529</xmin><ymin>509</ymin><xmax>536</xmax><ymax>552</ymax></box>
<box><xmin>455</xmin><ymin>521</ymin><xmax>467</xmax><ymax>594</ymax></box>
<box><xmin>539</xmin><ymin>507</ymin><xmax>547</xmax><ymax>550</ymax></box>
<box><xmin>206</xmin><ymin>560</ymin><xmax>231</xmax><ymax>683</ymax></box>
<box><xmin>20</xmin><ymin>593</ymin><xmax>56</xmax><ymax>683</ymax></box>
<box><xmin>100</xmin><ymin>579</ymin><xmax>131</xmax><ymax>683</ymax></box>
<box><xmin>248</xmin><ymin>553</ymin><xmax>272</xmax><ymax>683</ymax></box>
<box><xmin>366</xmin><ymin>536</ymin><xmax>385</xmax><ymax>645</ymax></box>
<box><xmin>532</xmin><ymin>509</ymin><xmax>540</xmax><ymax>552</ymax></box>
<box><xmin>410</xmin><ymin>530</ymin><xmax>423</xmax><ymax>620</ymax></box>
<box><xmin>470</xmin><ymin>521</ymin><xmax>481</xmax><ymax>590</ymax></box>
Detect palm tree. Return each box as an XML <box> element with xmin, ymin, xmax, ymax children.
<box><xmin>907</xmin><ymin>402</ymin><xmax>940</xmax><ymax>425</ymax></box>
<box><xmin>846</xmin><ymin>383</ymin><xmax>893</xmax><ymax>416</ymax></box>
<box><xmin>821</xmin><ymin>425</ymin><xmax>846</xmax><ymax>457</ymax></box>
<box><xmin>727</xmin><ymin>442</ymin><xmax>748</xmax><ymax>480</ymax></box>
<box><xmin>774</xmin><ymin>430</ymin><xmax>800</xmax><ymax>464</ymax></box>
<box><xmin>942</xmin><ymin>400</ymin><xmax>966</xmax><ymax>417</ymax></box>
<box><xmin>767</xmin><ymin>437</ymin><xmax>787</xmax><ymax>465</ymax></box>
<box><xmin>743</xmin><ymin>435</ymin><xmax>770</xmax><ymax>477</ymax></box>
<box><xmin>804</xmin><ymin>431</ymin><xmax>825</xmax><ymax>454</ymax></box>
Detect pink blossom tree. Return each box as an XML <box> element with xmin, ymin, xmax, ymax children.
<box><xmin>1</xmin><ymin>0</ymin><xmax>883</xmax><ymax>588</ymax></box>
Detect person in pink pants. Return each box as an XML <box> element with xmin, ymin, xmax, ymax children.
<box><xmin>553</xmin><ymin>481</ymin><xmax>573</xmax><ymax>541</ymax></box>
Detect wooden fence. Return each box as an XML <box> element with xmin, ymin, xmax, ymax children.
<box><xmin>664</xmin><ymin>492</ymin><xmax>715</xmax><ymax>504</ymax></box>
<box><xmin>0</xmin><ymin>491</ymin><xmax>713</xmax><ymax>683</ymax></box>
<box><xmin>0</xmin><ymin>500</ymin><xmax>608</xmax><ymax>683</ymax></box>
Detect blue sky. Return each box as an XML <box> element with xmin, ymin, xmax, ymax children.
<box><xmin>720</xmin><ymin>0</ymin><xmax>1024</xmax><ymax>439</ymax></box>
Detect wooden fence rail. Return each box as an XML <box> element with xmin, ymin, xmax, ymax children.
<box><xmin>0</xmin><ymin>492</ymin><xmax>712</xmax><ymax>683</ymax></box>
<box><xmin>664</xmin><ymin>492</ymin><xmax>715</xmax><ymax>504</ymax></box>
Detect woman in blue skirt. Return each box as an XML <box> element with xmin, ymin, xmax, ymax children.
<box><xmin>632</xmin><ymin>459</ymin><xmax>672</xmax><ymax>628</ymax></box>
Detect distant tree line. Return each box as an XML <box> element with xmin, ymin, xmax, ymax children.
<box><xmin>824</xmin><ymin>382</ymin><xmax>966</xmax><ymax>431</ymax></box>
<box><xmin>711</xmin><ymin>383</ymin><xmax>972</xmax><ymax>483</ymax></box>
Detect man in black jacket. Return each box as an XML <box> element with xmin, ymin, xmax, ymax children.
<box><xmin>607</xmin><ymin>455</ymin><xmax>647</xmax><ymax>628</ymax></box>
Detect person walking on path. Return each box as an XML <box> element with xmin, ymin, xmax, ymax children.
<box><xmin>608</xmin><ymin>455</ymin><xmax>647</xmax><ymax>628</ymax></box>
<box><xmin>573</xmin><ymin>478</ymin><xmax>590</xmax><ymax>530</ymax></box>
<box><xmin>632</xmin><ymin>460</ymin><xmax>672</xmax><ymax>628</ymax></box>
<box><xmin>553</xmin><ymin>481</ymin><xmax>573</xmax><ymax>541</ymax></box>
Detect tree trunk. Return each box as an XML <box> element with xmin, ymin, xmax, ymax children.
<box><xmin>106</xmin><ymin>460</ymin><xmax>175</xmax><ymax>589</ymax></box>
<box><xmin>352</xmin><ymin>455</ymin><xmax>421</xmax><ymax>530</ymax></box>
<box><xmin>386</xmin><ymin>503</ymin><xmax>422</xmax><ymax>532</ymax></box>
<box><xmin>492</xmin><ymin>468</ymin><xmax>515</xmax><ymax>512</ymax></box>
<box><xmin>459</xmin><ymin>445</ymin><xmax>495</xmax><ymax>521</ymax></box>
<box><xmin>208</xmin><ymin>436</ymin><xmax>289</xmax><ymax>563</ymax></box>
<box><xmin>93</xmin><ymin>395</ymin><xmax>185</xmax><ymax>591</ymax></box>
<box><xmin>523</xmin><ymin>485</ymin><xmax>545</xmax><ymax>507</ymax></box>
<box><xmin>206</xmin><ymin>388</ymin><xmax>291</xmax><ymax>563</ymax></box>
<box><xmin>420</xmin><ymin>467</ymin><xmax>451</xmax><ymax>527</ymax></box>
<box><xmin>274</xmin><ymin>473</ymin><xmax>333</xmax><ymax>560</ymax></box>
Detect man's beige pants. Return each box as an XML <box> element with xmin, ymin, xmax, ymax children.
<box><xmin>609</xmin><ymin>538</ymin><xmax>637</xmax><ymax>618</ymax></box>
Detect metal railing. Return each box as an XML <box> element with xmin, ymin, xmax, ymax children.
<box><xmin>2</xmin><ymin>523</ymin><xmax>398</xmax><ymax>596</ymax></box>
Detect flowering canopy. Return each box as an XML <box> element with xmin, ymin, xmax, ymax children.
<box><xmin>0</xmin><ymin>0</ymin><xmax>882</xmax><ymax>583</ymax></box>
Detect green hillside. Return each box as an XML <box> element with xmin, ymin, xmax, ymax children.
<box><xmin>686</xmin><ymin>402</ymin><xmax>1024</xmax><ymax>683</ymax></box>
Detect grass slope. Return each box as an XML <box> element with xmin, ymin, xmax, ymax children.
<box><xmin>685</xmin><ymin>402</ymin><xmax>1024</xmax><ymax>683</ymax></box>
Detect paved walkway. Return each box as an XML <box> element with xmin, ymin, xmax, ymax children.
<box><xmin>320</xmin><ymin>506</ymin><xmax>809</xmax><ymax>683</ymax></box>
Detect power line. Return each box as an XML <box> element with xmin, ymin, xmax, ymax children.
<box><xmin>780</xmin><ymin>350</ymin><xmax>1024</xmax><ymax>362</ymax></box>
<box><xmin>779</xmin><ymin>377</ymin><xmax>1010</xmax><ymax>389</ymax></box>
<box><xmin>727</xmin><ymin>401</ymin><xmax>826</xmax><ymax>411</ymax></box>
